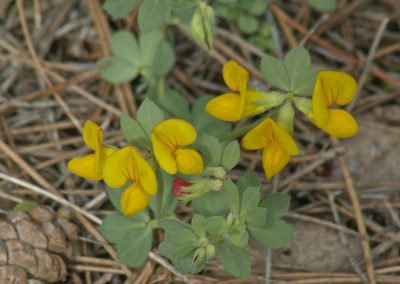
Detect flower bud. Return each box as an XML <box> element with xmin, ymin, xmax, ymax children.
<box><xmin>191</xmin><ymin>2</ymin><xmax>215</xmax><ymax>51</ymax></box>
<box><xmin>204</xmin><ymin>166</ymin><xmax>226</xmax><ymax>180</ymax></box>
<box><xmin>205</xmin><ymin>243</ymin><xmax>215</xmax><ymax>259</ymax></box>
<box><xmin>192</xmin><ymin>247</ymin><xmax>206</xmax><ymax>265</ymax></box>
<box><xmin>172</xmin><ymin>177</ymin><xmax>192</xmax><ymax>198</ymax></box>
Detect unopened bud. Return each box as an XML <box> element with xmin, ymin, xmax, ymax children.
<box><xmin>193</xmin><ymin>247</ymin><xmax>206</xmax><ymax>265</ymax></box>
<box><xmin>204</xmin><ymin>167</ymin><xmax>226</xmax><ymax>180</ymax></box>
<box><xmin>191</xmin><ymin>3</ymin><xmax>215</xmax><ymax>51</ymax></box>
<box><xmin>205</xmin><ymin>243</ymin><xmax>215</xmax><ymax>259</ymax></box>
<box><xmin>205</xmin><ymin>179</ymin><xmax>223</xmax><ymax>192</ymax></box>
<box><xmin>172</xmin><ymin>177</ymin><xmax>192</xmax><ymax>198</ymax></box>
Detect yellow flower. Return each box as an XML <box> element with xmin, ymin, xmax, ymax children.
<box><xmin>103</xmin><ymin>146</ymin><xmax>157</xmax><ymax>216</ymax></box>
<box><xmin>152</xmin><ymin>119</ymin><xmax>203</xmax><ymax>175</ymax></box>
<box><xmin>242</xmin><ymin>118</ymin><xmax>299</xmax><ymax>179</ymax></box>
<box><xmin>67</xmin><ymin>120</ymin><xmax>116</xmax><ymax>180</ymax></box>
<box><xmin>205</xmin><ymin>60</ymin><xmax>266</xmax><ymax>122</ymax></box>
<box><xmin>312</xmin><ymin>71</ymin><xmax>358</xmax><ymax>138</ymax></box>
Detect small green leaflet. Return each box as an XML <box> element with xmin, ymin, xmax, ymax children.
<box><xmin>158</xmin><ymin>90</ymin><xmax>191</xmax><ymax>120</ymax></box>
<box><xmin>100</xmin><ymin>211</ymin><xmax>152</xmax><ymax>267</ymax></box>
<box><xmin>221</xmin><ymin>140</ymin><xmax>240</xmax><ymax>170</ymax></box>
<box><xmin>99</xmin><ymin>31</ymin><xmax>175</xmax><ymax>83</ymax></box>
<box><xmin>216</xmin><ymin>243</ymin><xmax>251</xmax><ymax>277</ymax></box>
<box><xmin>103</xmin><ymin>0</ymin><xmax>138</xmax><ymax>18</ymax></box>
<box><xmin>236</xmin><ymin>171</ymin><xmax>261</xmax><ymax>197</ymax></box>
<box><xmin>260</xmin><ymin>192</ymin><xmax>291</xmax><ymax>219</ymax></box>
<box><xmin>238</xmin><ymin>14</ymin><xmax>258</xmax><ymax>34</ymax></box>
<box><xmin>136</xmin><ymin>98</ymin><xmax>164</xmax><ymax>139</ymax></box>
<box><xmin>195</xmin><ymin>133</ymin><xmax>222</xmax><ymax>166</ymax></box>
<box><xmin>247</xmin><ymin>219</ymin><xmax>294</xmax><ymax>249</ymax></box>
<box><xmin>138</xmin><ymin>0</ymin><xmax>172</xmax><ymax>33</ymax></box>
<box><xmin>260</xmin><ymin>45</ymin><xmax>318</xmax><ymax>96</ymax></box>
<box><xmin>120</xmin><ymin>114</ymin><xmax>151</xmax><ymax>150</ymax></box>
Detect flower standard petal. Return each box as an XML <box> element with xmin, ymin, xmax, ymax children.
<box><xmin>312</xmin><ymin>77</ymin><xmax>330</xmax><ymax>128</ymax></box>
<box><xmin>151</xmin><ymin>134</ymin><xmax>177</xmax><ymax>174</ymax></box>
<box><xmin>205</xmin><ymin>93</ymin><xmax>242</xmax><ymax>122</ymax></box>
<box><xmin>223</xmin><ymin>61</ymin><xmax>249</xmax><ymax>93</ymax></box>
<box><xmin>121</xmin><ymin>184</ymin><xmax>151</xmax><ymax>216</ymax></box>
<box><xmin>262</xmin><ymin>143</ymin><xmax>290</xmax><ymax>179</ymax></box>
<box><xmin>316</xmin><ymin>71</ymin><xmax>357</xmax><ymax>105</ymax></box>
<box><xmin>175</xmin><ymin>149</ymin><xmax>204</xmax><ymax>175</ymax></box>
<box><xmin>68</xmin><ymin>154</ymin><xmax>102</xmax><ymax>180</ymax></box>
<box><xmin>322</xmin><ymin>109</ymin><xmax>358</xmax><ymax>138</ymax></box>
<box><xmin>83</xmin><ymin>120</ymin><xmax>102</xmax><ymax>151</ymax></box>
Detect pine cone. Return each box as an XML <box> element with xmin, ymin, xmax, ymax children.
<box><xmin>0</xmin><ymin>206</ymin><xmax>79</xmax><ymax>283</ymax></box>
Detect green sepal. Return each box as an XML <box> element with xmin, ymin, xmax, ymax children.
<box><xmin>276</xmin><ymin>100</ymin><xmax>295</xmax><ymax>133</ymax></box>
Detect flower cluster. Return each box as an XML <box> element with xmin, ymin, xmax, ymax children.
<box><xmin>68</xmin><ymin>119</ymin><xmax>204</xmax><ymax>216</ymax></box>
<box><xmin>206</xmin><ymin>61</ymin><xmax>358</xmax><ymax>179</ymax></box>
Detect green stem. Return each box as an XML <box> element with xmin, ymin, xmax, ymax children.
<box><xmin>155</xmin><ymin>166</ymin><xmax>164</xmax><ymax>219</ymax></box>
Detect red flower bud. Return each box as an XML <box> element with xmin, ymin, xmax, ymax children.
<box><xmin>172</xmin><ymin>177</ymin><xmax>192</xmax><ymax>197</ymax></box>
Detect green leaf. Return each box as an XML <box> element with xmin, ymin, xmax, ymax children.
<box><xmin>116</xmin><ymin>226</ymin><xmax>152</xmax><ymax>267</ymax></box>
<box><xmin>151</xmin><ymin>41</ymin><xmax>175</xmax><ymax>76</ymax></box>
<box><xmin>247</xmin><ymin>0</ymin><xmax>270</xmax><ymax>16</ymax></box>
<box><xmin>192</xmin><ymin>190</ymin><xmax>230</xmax><ymax>217</ymax></box>
<box><xmin>136</xmin><ymin>98</ymin><xmax>164</xmax><ymax>138</ymax></box>
<box><xmin>191</xmin><ymin>215</ymin><xmax>207</xmax><ymax>238</ymax></box>
<box><xmin>221</xmin><ymin>140</ymin><xmax>240</xmax><ymax>170</ymax></box>
<box><xmin>98</xmin><ymin>57</ymin><xmax>138</xmax><ymax>83</ymax></box>
<box><xmin>139</xmin><ymin>31</ymin><xmax>164</xmax><ymax>67</ymax></box>
<box><xmin>237</xmin><ymin>14</ymin><xmax>258</xmax><ymax>34</ymax></box>
<box><xmin>260</xmin><ymin>54</ymin><xmax>290</xmax><ymax>91</ymax></box>
<box><xmin>172</xmin><ymin>0</ymin><xmax>197</xmax><ymax>11</ymax></box>
<box><xmin>205</xmin><ymin>216</ymin><xmax>227</xmax><ymax>236</ymax></box>
<box><xmin>195</xmin><ymin>133</ymin><xmax>222</xmax><ymax>166</ymax></box>
<box><xmin>158</xmin><ymin>90</ymin><xmax>191</xmax><ymax>120</ymax></box>
<box><xmin>217</xmin><ymin>243</ymin><xmax>251</xmax><ymax>277</ymax></box>
<box><xmin>99</xmin><ymin>31</ymin><xmax>140</xmax><ymax>83</ymax></box>
<box><xmin>111</xmin><ymin>31</ymin><xmax>140</xmax><ymax>66</ymax></box>
<box><xmin>191</xmin><ymin>96</ymin><xmax>231</xmax><ymax>137</ymax></box>
<box><xmin>248</xmin><ymin>219</ymin><xmax>293</xmax><ymax>248</ymax></box>
<box><xmin>120</xmin><ymin>115</ymin><xmax>151</xmax><ymax>149</ymax></box>
<box><xmin>240</xmin><ymin>187</ymin><xmax>260</xmax><ymax>217</ymax></box>
<box><xmin>283</xmin><ymin>45</ymin><xmax>312</xmax><ymax>93</ymax></box>
<box><xmin>138</xmin><ymin>0</ymin><xmax>171</xmax><ymax>33</ymax></box>
<box><xmin>244</xmin><ymin>207</ymin><xmax>266</xmax><ymax>227</ymax></box>
<box><xmin>236</xmin><ymin>172</ymin><xmax>261</xmax><ymax>197</ymax></box>
<box><xmin>307</xmin><ymin>0</ymin><xmax>337</xmax><ymax>12</ymax></box>
<box><xmin>99</xmin><ymin>212</ymin><xmax>149</xmax><ymax>244</ymax></box>
<box><xmin>221</xmin><ymin>180</ymin><xmax>240</xmax><ymax>215</ymax></box>
<box><xmin>103</xmin><ymin>0</ymin><xmax>138</xmax><ymax>18</ymax></box>
<box><xmin>14</xmin><ymin>200</ymin><xmax>38</xmax><ymax>212</ymax></box>
<box><xmin>260</xmin><ymin>192</ymin><xmax>291</xmax><ymax>218</ymax></box>
<box><xmin>160</xmin><ymin>219</ymin><xmax>193</xmax><ymax>233</ymax></box>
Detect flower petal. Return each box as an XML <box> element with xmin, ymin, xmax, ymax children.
<box><xmin>175</xmin><ymin>148</ymin><xmax>204</xmax><ymax>175</ymax></box>
<box><xmin>270</xmin><ymin>120</ymin><xmax>300</xmax><ymax>155</ymax></box>
<box><xmin>242</xmin><ymin>89</ymin><xmax>267</xmax><ymax>118</ymax></box>
<box><xmin>152</xmin><ymin>134</ymin><xmax>177</xmax><ymax>174</ymax></box>
<box><xmin>152</xmin><ymin>119</ymin><xmax>197</xmax><ymax>148</ymax></box>
<box><xmin>120</xmin><ymin>184</ymin><xmax>150</xmax><ymax>216</ymax></box>
<box><xmin>223</xmin><ymin>61</ymin><xmax>249</xmax><ymax>93</ymax></box>
<box><xmin>68</xmin><ymin>154</ymin><xmax>102</xmax><ymax>180</ymax></box>
<box><xmin>241</xmin><ymin>118</ymin><xmax>270</xmax><ymax>150</ymax></box>
<box><xmin>317</xmin><ymin>71</ymin><xmax>357</xmax><ymax>105</ymax></box>
<box><xmin>83</xmin><ymin>120</ymin><xmax>103</xmax><ymax>151</ymax></box>
<box><xmin>262</xmin><ymin>143</ymin><xmax>290</xmax><ymax>179</ymax></box>
<box><xmin>130</xmin><ymin>148</ymin><xmax>157</xmax><ymax>195</ymax></box>
<box><xmin>312</xmin><ymin>77</ymin><xmax>330</xmax><ymax>127</ymax></box>
<box><xmin>205</xmin><ymin>93</ymin><xmax>241</xmax><ymax>122</ymax></box>
<box><xmin>103</xmin><ymin>147</ymin><xmax>133</xmax><ymax>188</ymax></box>
<box><xmin>322</xmin><ymin>109</ymin><xmax>358</xmax><ymax>138</ymax></box>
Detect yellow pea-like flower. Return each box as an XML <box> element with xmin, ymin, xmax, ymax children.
<box><xmin>312</xmin><ymin>71</ymin><xmax>358</xmax><ymax>138</ymax></box>
<box><xmin>67</xmin><ymin>120</ymin><xmax>117</xmax><ymax>180</ymax></box>
<box><xmin>103</xmin><ymin>146</ymin><xmax>157</xmax><ymax>216</ymax></box>
<box><xmin>242</xmin><ymin>118</ymin><xmax>299</xmax><ymax>179</ymax></box>
<box><xmin>205</xmin><ymin>60</ymin><xmax>266</xmax><ymax>122</ymax></box>
<box><xmin>152</xmin><ymin>119</ymin><xmax>203</xmax><ymax>175</ymax></box>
